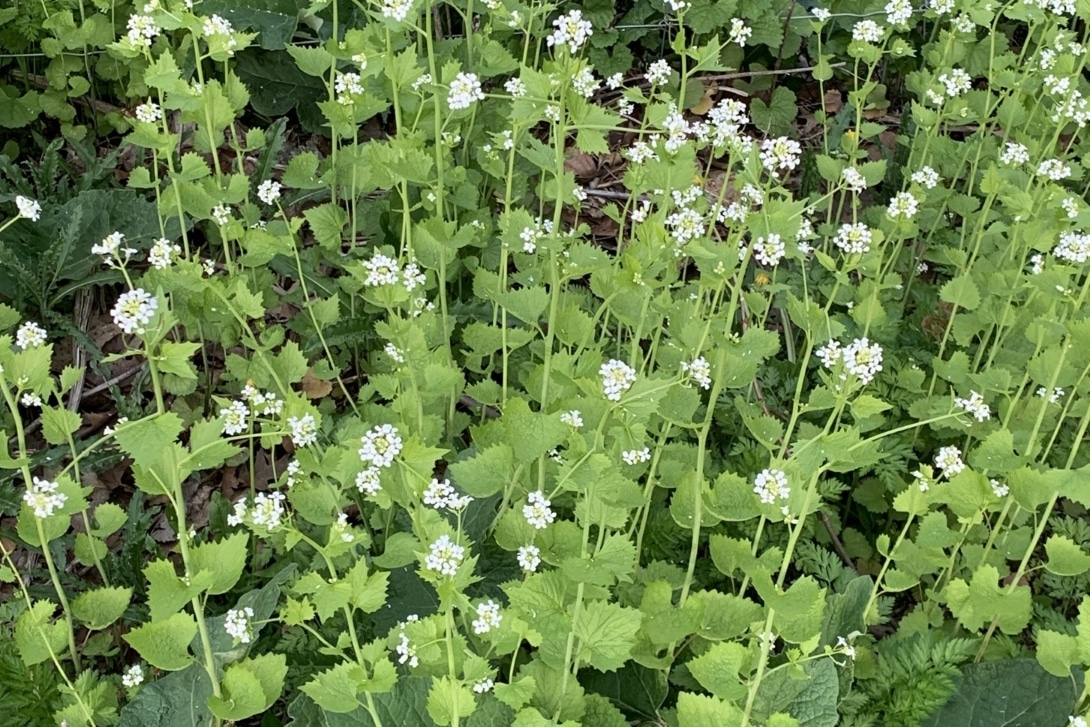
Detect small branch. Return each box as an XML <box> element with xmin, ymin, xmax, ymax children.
<box><xmin>818</xmin><ymin>510</ymin><xmax>856</xmax><ymax>569</ymax></box>
<box><xmin>697</xmin><ymin>62</ymin><xmax>848</xmax><ymax>83</ymax></box>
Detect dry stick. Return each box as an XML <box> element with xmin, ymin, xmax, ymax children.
<box><xmin>696</xmin><ymin>61</ymin><xmax>848</xmax><ymax>83</ymax></box>
<box><xmin>818</xmin><ymin>510</ymin><xmax>855</xmax><ymax>568</ymax></box>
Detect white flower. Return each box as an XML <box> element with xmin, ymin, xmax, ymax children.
<box><xmin>202</xmin><ymin>14</ymin><xmax>235</xmax><ymax>39</ymax></box>
<box><xmin>355</xmin><ymin>467</ymin><xmax>383</xmax><ymax>495</ymax></box>
<box><xmin>93</xmin><ymin>231</ymin><xmax>137</xmax><ymax>266</ymax></box>
<box><xmin>843</xmin><ymin>337</ymin><xmax>883</xmax><ymax>384</ymax></box>
<box><xmin>852</xmin><ymin>20</ymin><xmax>884</xmax><ymax>43</ymax></box>
<box><xmin>1053</xmin><ymin>231</ymin><xmax>1090</xmax><ymax>264</ymax></box>
<box><xmin>517</xmin><ymin>544</ymin><xmax>541</xmax><ymax>572</ymax></box>
<box><xmin>1069</xmin><ymin>717</ymin><xmax>1087</xmax><ymax>727</ymax></box>
<box><xmin>224</xmin><ymin>606</ymin><xmax>255</xmax><ymax>644</ymax></box>
<box><xmin>135</xmin><ymin>100</ymin><xmax>161</xmax><ymax>124</ymax></box>
<box><xmin>813</xmin><ymin>7</ymin><xmax>832</xmax><ymax>21</ymax></box>
<box><xmin>842</xmin><ymin>167</ymin><xmax>868</xmax><ymax>193</ymax></box>
<box><xmin>359</xmin><ymin>424</ymin><xmax>403</xmax><ymax>468</ymax></box>
<box><xmin>887</xmin><ymin>192</ymin><xmax>919</xmax><ymax>219</ymax></box>
<box><xmin>560</xmin><ymin>410</ymin><xmax>583</xmax><ymax>427</ymax></box>
<box><xmin>425</xmin><ymin>534</ymin><xmax>465</xmax><ymax>577</ymax></box>
<box><xmin>363</xmin><ymin>253</ymin><xmax>401</xmax><ymax>286</ymax></box>
<box><xmin>257</xmin><ymin>180</ymin><xmax>282</xmax><ymax>205</ymax></box>
<box><xmin>938</xmin><ymin>68</ymin><xmax>972</xmax><ymax>97</ymax></box>
<box><xmin>1037</xmin><ymin>386</ymin><xmax>1064</xmax><ymax>403</ymax></box>
<box><xmin>473</xmin><ymin>678</ymin><xmax>494</xmax><ymax>693</ymax></box>
<box><xmin>396</xmin><ymin>630</ymin><xmax>419</xmax><ymax>667</ymax></box>
<box><xmin>384</xmin><ymin>342</ymin><xmax>405</xmax><ymax>363</ymax></box>
<box><xmin>836</xmin><ymin>636</ymin><xmax>858</xmax><ymax>660</ymax></box>
<box><xmin>834</xmin><ymin>223</ymin><xmax>873</xmax><ymax>255</ymax></box>
<box><xmin>934</xmin><ymin>446</ymin><xmax>965</xmax><ymax>478</ymax></box>
<box><xmin>203</xmin><ymin>258</ymin><xmax>216</xmax><ymax>276</ymax></box>
<box><xmin>572</xmin><ymin>67</ymin><xmax>599</xmax><ymax>98</ymax></box>
<box><xmin>285</xmin><ymin>459</ymin><xmax>302</xmax><ymax>488</ymax></box>
<box><xmin>402</xmin><ymin>261</ymin><xmax>426</xmax><ymax>292</ymax></box>
<box><xmin>682</xmin><ymin>357</ymin><xmax>712</xmax><ymax>389</ymax></box>
<box><xmin>382</xmin><ymin>0</ymin><xmax>414</xmax><ymax>21</ymax></box>
<box><xmin>1062</xmin><ymin>197</ymin><xmax>1079</xmax><ymax>219</ymax></box>
<box><xmin>885</xmin><ymin>0</ymin><xmax>913</xmax><ymax>24</ymax></box>
<box><xmin>14</xmin><ymin>196</ymin><xmax>41</xmax><ymax>221</ymax></box>
<box><xmin>472</xmin><ymin>600</ymin><xmax>502</xmax><ymax>634</ymax></box>
<box><xmin>212</xmin><ymin>204</ymin><xmax>231</xmax><ymax>225</ymax></box>
<box><xmin>288</xmin><ymin>413</ymin><xmax>318</xmax><ymax>447</ymax></box>
<box><xmin>645</xmin><ymin>59</ymin><xmax>671</xmax><ymax>86</ymax></box>
<box><xmin>954</xmin><ymin>390</ymin><xmax>991</xmax><ymax>422</ymax></box>
<box><xmin>728</xmin><ymin>19</ymin><xmax>752</xmax><ymax>46</ymax></box>
<box><xmin>1037</xmin><ymin>158</ymin><xmax>1072</xmax><ymax>181</ymax></box>
<box><xmin>999</xmin><ymin>141</ymin><xmax>1029</xmax><ymax>165</ymax></box>
<box><xmin>990</xmin><ymin>479</ymin><xmax>1010</xmax><ymax>498</ymax></box>
<box><xmin>20</xmin><ymin>393</ymin><xmax>42</xmax><ymax>408</ymax></box>
<box><xmin>504</xmin><ymin>77</ymin><xmax>526</xmax><ymax>97</ymax></box>
<box><xmin>335</xmin><ymin>71</ymin><xmax>364</xmax><ymax>104</ymax></box>
<box><xmin>148</xmin><ymin>237</ymin><xmax>180</xmax><ymax>269</ymax></box>
<box><xmin>606</xmin><ymin>72</ymin><xmax>623</xmax><ymax>89</ymax></box>
<box><xmin>122</xmin><ymin>664</ymin><xmax>144</xmax><ymax>688</ymax></box>
<box><xmin>15</xmin><ymin>321</ymin><xmax>47</xmax><ymax>350</ymax></box>
<box><xmin>126</xmin><ymin>14</ymin><xmax>160</xmax><ymax>47</ymax></box>
<box><xmin>1029</xmin><ymin>253</ymin><xmax>1045</xmax><ymax>274</ymax></box>
<box><xmin>754</xmin><ymin>469</ymin><xmax>789</xmax><ymax>504</ymax></box>
<box><xmin>600</xmin><ymin>359</ymin><xmax>637</xmax><ymax>401</ymax></box>
<box><xmin>752</xmin><ymin>234</ymin><xmax>786</xmax><ymax>267</ymax></box>
<box><xmin>759</xmin><ymin>137</ymin><xmax>802</xmax><ymax>177</ymax></box>
<box><xmin>24</xmin><ymin>477</ymin><xmax>66</xmax><ymax>518</ymax></box>
<box><xmin>333</xmin><ymin>512</ymin><xmax>354</xmax><ymax>542</ymax></box>
<box><xmin>411</xmin><ymin>73</ymin><xmax>432</xmax><ymax>92</ymax></box>
<box><xmin>250</xmin><ymin>491</ymin><xmax>287</xmax><ymax>531</ymax></box>
<box><xmin>111</xmin><ymin>288</ymin><xmax>158</xmax><ymax>335</ymax></box>
<box><xmin>448</xmin><ymin>72</ymin><xmax>485</xmax><ymax>110</ymax></box>
<box><xmin>911</xmin><ymin>166</ymin><xmax>940</xmax><ymax>188</ymax></box>
<box><xmin>523</xmin><ymin>490</ymin><xmax>556</xmax><ymax>529</ymax></box>
<box><xmin>423</xmin><ymin>478</ymin><xmax>473</xmax><ymax>511</ymax></box>
<box><xmin>622</xmin><ymin>448</ymin><xmax>651</xmax><ymax>465</ymax></box>
<box><xmin>547</xmin><ymin>10</ymin><xmax>593</xmax><ymax>54</ymax></box>
<box><xmin>220</xmin><ymin>400</ymin><xmax>250</xmax><ymax>435</ymax></box>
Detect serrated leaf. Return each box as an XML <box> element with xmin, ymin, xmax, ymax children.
<box><xmin>448</xmin><ymin>444</ymin><xmax>514</xmax><ymax>498</ymax></box>
<box><xmin>1044</xmin><ymin>535</ymin><xmax>1090</xmax><ymax>576</ymax></box>
<box><xmin>124</xmin><ymin>612</ymin><xmax>197</xmax><ymax>671</ymax></box>
<box><xmin>573</xmin><ymin>602</ymin><xmax>642</xmax><ymax>672</ymax></box>
<box><xmin>40</xmin><ymin>405</ymin><xmax>81</xmax><ymax>445</ymax></box>
<box><xmin>15</xmin><ymin>600</ymin><xmax>68</xmax><ymax>666</ymax></box>
<box><xmin>940</xmin><ymin>275</ymin><xmax>981</xmax><ymax>311</ymax></box>
<box><xmin>190</xmin><ymin>533</ymin><xmax>249</xmax><ymax>595</ymax></box>
<box><xmin>72</xmin><ymin>586</ymin><xmax>131</xmax><ymax>630</ymax></box>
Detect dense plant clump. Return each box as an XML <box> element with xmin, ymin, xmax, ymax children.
<box><xmin>3</xmin><ymin>0</ymin><xmax>1090</xmax><ymax>725</ymax></box>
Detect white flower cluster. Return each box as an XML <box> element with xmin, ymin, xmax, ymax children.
<box><xmin>425</xmin><ymin>534</ymin><xmax>465</xmax><ymax>577</ymax></box>
<box><xmin>990</xmin><ymin>478</ymin><xmax>1010</xmax><ymax>498</ymax></box>
<box><xmin>934</xmin><ymin>445</ymin><xmax>965</xmax><ymax>478</ymax></box>
<box><xmin>24</xmin><ymin>477</ymin><xmax>66</xmax><ymax>518</ymax></box>
<box><xmin>547</xmin><ymin>10</ymin><xmax>593</xmax><ymax>54</ymax></box>
<box><xmin>220</xmin><ymin>400</ymin><xmax>250</xmax><ymax>435</ymax></box>
<box><xmin>842</xmin><ymin>167</ymin><xmax>868</xmax><ymax>193</ymax></box>
<box><xmin>126</xmin><ymin>14</ymin><xmax>160</xmax><ymax>47</ymax></box>
<box><xmin>750</xmin><ymin>233</ymin><xmax>786</xmax><ymax>267</ymax></box>
<box><xmin>833</xmin><ymin>223</ymin><xmax>873</xmax><ymax>255</ymax></box>
<box><xmin>682</xmin><ymin>357</ymin><xmax>712</xmax><ymax>389</ymax></box>
<box><xmin>224</xmin><ymin>606</ymin><xmax>255</xmax><ymax>643</ymax></box>
<box><xmin>560</xmin><ymin>410</ymin><xmax>583</xmax><ymax>427</ymax></box>
<box><xmin>885</xmin><ymin>0</ymin><xmax>913</xmax><ymax>23</ymax></box>
<box><xmin>472</xmin><ymin>600</ymin><xmax>502</xmax><ymax>634</ymax></box>
<box><xmin>148</xmin><ymin>237</ymin><xmax>181</xmax><ymax>269</ymax></box>
<box><xmin>572</xmin><ymin>67</ymin><xmax>600</xmax><ymax>98</ymax></box>
<box><xmin>504</xmin><ymin>77</ymin><xmax>526</xmax><ymax>97</ymax></box>
<box><xmin>753</xmin><ymin>468</ymin><xmax>790</xmax><ymax>505</ymax></box>
<box><xmin>852</xmin><ymin>20</ymin><xmax>884</xmax><ymax>43</ymax></box>
<box><xmin>111</xmin><ymin>288</ymin><xmax>158</xmax><ymax>335</ymax></box>
<box><xmin>241</xmin><ymin>383</ymin><xmax>284</xmax><ymax>417</ymax></box>
<box><xmin>423</xmin><ymin>478</ymin><xmax>473</xmax><ymax>511</ymax></box>
<box><xmin>600</xmin><ymin>359</ymin><xmax>637</xmax><ymax>401</ymax></box>
<box><xmin>15</xmin><ymin>195</ymin><xmax>41</xmax><ymax>221</ymax></box>
<box><xmin>288</xmin><ymin>413</ymin><xmax>318</xmax><ymax>447</ymax></box>
<box><xmin>332</xmin><ymin>512</ymin><xmax>354</xmax><ymax>543</ymax></box>
<box><xmin>1000</xmin><ymin>142</ymin><xmax>1030</xmax><ymax>166</ymax></box>
<box><xmin>1053</xmin><ymin>231</ymin><xmax>1090</xmax><ymax>264</ymax></box>
<box><xmin>21</xmin><ymin>393</ymin><xmax>42</xmax><ymax>408</ymax></box>
<box><xmin>93</xmin><ymin>231</ymin><xmax>137</xmax><ymax>267</ymax></box>
<box><xmin>645</xmin><ymin>59</ymin><xmax>671</xmax><ymax>86</ymax></box>
<box><xmin>759</xmin><ymin>137</ymin><xmax>802</xmax><ymax>178</ymax></box>
<box><xmin>474</xmin><ymin>678</ymin><xmax>494</xmax><ymax>693</ymax></box>
<box><xmin>1037</xmin><ymin>158</ymin><xmax>1072</xmax><ymax>181</ymax></box>
<box><xmin>665</xmin><ymin>207</ymin><xmax>705</xmax><ymax>254</ymax></box>
<box><xmin>228</xmin><ymin>491</ymin><xmax>287</xmax><ymax>532</ymax></box>
<box><xmin>202</xmin><ymin>15</ymin><xmax>237</xmax><ymax>50</ymax></box>
<box><xmin>1037</xmin><ymin>386</ymin><xmax>1065</xmax><ymax>403</ymax></box>
<box><xmin>121</xmin><ymin>664</ymin><xmax>144</xmax><ymax>688</ymax></box>
<box><xmin>911</xmin><ymin>166</ymin><xmax>940</xmax><ymax>188</ymax></box>
<box><xmin>357</xmin><ymin>424</ymin><xmax>402</xmax><ymax>495</ymax></box>
<box><xmin>448</xmin><ymin>72</ymin><xmax>485</xmax><ymax>110</ymax></box>
<box><xmin>523</xmin><ymin>490</ymin><xmax>556</xmax><ymax>529</ymax></box>
<box><xmin>622</xmin><ymin>448</ymin><xmax>651</xmax><ymax>465</ymax></box>
<box><xmin>335</xmin><ymin>71</ymin><xmax>364</xmax><ymax>105</ymax></box>
<box><xmin>887</xmin><ymin>192</ymin><xmax>919</xmax><ymax>220</ymax></box>
<box><xmin>212</xmin><ymin>204</ymin><xmax>231</xmax><ymax>225</ymax></box>
<box><xmin>15</xmin><ymin>321</ymin><xmax>47</xmax><ymax>350</ymax></box>
<box><xmin>135</xmin><ymin>100</ymin><xmax>162</xmax><ymax>124</ymax></box>
<box><xmin>257</xmin><ymin>180</ymin><xmax>282</xmax><ymax>205</ymax></box>
<box><xmin>382</xmin><ymin>0</ymin><xmax>414</xmax><ymax>20</ymax></box>
<box><xmin>954</xmin><ymin>390</ymin><xmax>991</xmax><ymax>422</ymax></box>
<box><xmin>284</xmin><ymin>459</ymin><xmax>302</xmax><ymax>488</ymax></box>
<box><xmin>728</xmin><ymin>19</ymin><xmax>752</xmax><ymax>45</ymax></box>
<box><xmin>517</xmin><ymin>544</ymin><xmax>541</xmax><ymax>572</ymax></box>
<box><xmin>384</xmin><ymin>342</ymin><xmax>405</xmax><ymax>363</ymax></box>
<box><xmin>817</xmin><ymin>338</ymin><xmax>884</xmax><ymax>385</ymax></box>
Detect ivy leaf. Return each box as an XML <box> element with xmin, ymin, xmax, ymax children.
<box><xmin>573</xmin><ymin>602</ymin><xmax>642</xmax><ymax>672</ymax></box>
<box><xmin>124</xmin><ymin>612</ymin><xmax>198</xmax><ymax>671</ymax></box>
<box><xmin>71</xmin><ymin>586</ymin><xmax>132</xmax><ymax>630</ymax></box>
<box><xmin>919</xmin><ymin>659</ymin><xmax>1082</xmax><ymax>727</ymax></box>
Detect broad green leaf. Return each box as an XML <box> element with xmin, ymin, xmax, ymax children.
<box><xmin>751</xmin><ymin>658</ymin><xmax>838</xmax><ymax>727</ymax></box>
<box><xmin>573</xmin><ymin>602</ymin><xmax>642</xmax><ymax>672</ymax></box>
<box><xmin>124</xmin><ymin>612</ymin><xmax>197</xmax><ymax>671</ymax></box>
<box><xmin>72</xmin><ymin>586</ymin><xmax>132</xmax><ymax>630</ymax></box>
<box><xmin>208</xmin><ymin>653</ymin><xmax>287</xmax><ymax>721</ymax></box>
<box><xmin>688</xmin><ymin>642</ymin><xmax>748</xmax><ymax>701</ymax></box>
<box><xmin>40</xmin><ymin>405</ymin><xmax>81</xmax><ymax>445</ymax></box>
<box><xmin>15</xmin><ymin>600</ymin><xmax>68</xmax><ymax>666</ymax></box>
<box><xmin>580</xmin><ymin>663</ymin><xmax>665</xmax><ymax>720</ymax></box>
<box><xmin>676</xmin><ymin>692</ymin><xmax>743</xmax><ymax>724</ymax></box>
<box><xmin>944</xmin><ymin>564</ymin><xmax>1031</xmax><ymax>634</ymax></box>
<box><xmin>919</xmin><ymin>659</ymin><xmax>1082</xmax><ymax>727</ymax></box>
<box><xmin>448</xmin><ymin>444</ymin><xmax>514</xmax><ymax>498</ymax></box>
<box><xmin>190</xmin><ymin>533</ymin><xmax>249</xmax><ymax>595</ymax></box>
<box><xmin>1044</xmin><ymin>535</ymin><xmax>1090</xmax><ymax>576</ymax></box>
<box><xmin>502</xmin><ymin>398</ymin><xmax>568</xmax><ymax>464</ymax></box>
<box><xmin>427</xmin><ymin>676</ymin><xmax>475</xmax><ymax>726</ymax></box>
<box><xmin>115</xmin><ymin>413</ymin><xmax>184</xmax><ymax>469</ymax></box>
<box><xmin>940</xmin><ymin>275</ymin><xmax>981</xmax><ymax>311</ymax></box>
<box><xmin>145</xmin><ymin>559</ymin><xmax>215</xmax><ymax>621</ymax></box>
<box><xmin>117</xmin><ymin>663</ymin><xmax>214</xmax><ymax>726</ymax></box>
<box><xmin>1036</xmin><ymin>630</ymin><xmax>1079</xmax><ymax>677</ymax></box>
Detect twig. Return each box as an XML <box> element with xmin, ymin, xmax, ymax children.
<box><xmin>818</xmin><ymin>510</ymin><xmax>856</xmax><ymax>569</ymax></box>
<box><xmin>697</xmin><ymin>62</ymin><xmax>848</xmax><ymax>83</ymax></box>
